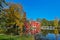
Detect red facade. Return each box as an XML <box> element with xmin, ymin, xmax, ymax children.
<box><xmin>30</xmin><ymin>21</ymin><xmax>41</xmax><ymax>34</ymax></box>
<box><xmin>24</xmin><ymin>21</ymin><xmax>41</xmax><ymax>35</ymax></box>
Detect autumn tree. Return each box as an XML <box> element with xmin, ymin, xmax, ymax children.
<box><xmin>54</xmin><ymin>18</ymin><xmax>59</xmax><ymax>35</ymax></box>
<box><xmin>4</xmin><ymin>4</ymin><xmax>26</xmax><ymax>35</ymax></box>
<box><xmin>54</xmin><ymin>18</ymin><xmax>58</xmax><ymax>27</ymax></box>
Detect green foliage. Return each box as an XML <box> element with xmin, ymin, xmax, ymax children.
<box><xmin>37</xmin><ymin>18</ymin><xmax>55</xmax><ymax>26</ymax></box>
<box><xmin>48</xmin><ymin>21</ymin><xmax>54</xmax><ymax>26</ymax></box>
<box><xmin>0</xmin><ymin>13</ymin><xmax>7</xmax><ymax>27</ymax></box>
<box><xmin>0</xmin><ymin>0</ymin><xmax>8</xmax><ymax>33</ymax></box>
<box><xmin>41</xmin><ymin>18</ymin><xmax>48</xmax><ymax>26</ymax></box>
<box><xmin>0</xmin><ymin>12</ymin><xmax>8</xmax><ymax>33</ymax></box>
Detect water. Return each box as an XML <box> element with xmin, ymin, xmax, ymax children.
<box><xmin>34</xmin><ymin>33</ymin><xmax>60</xmax><ymax>40</ymax></box>
<box><xmin>46</xmin><ymin>33</ymin><xmax>56</xmax><ymax>40</ymax></box>
<box><xmin>46</xmin><ymin>33</ymin><xmax>60</xmax><ymax>40</ymax></box>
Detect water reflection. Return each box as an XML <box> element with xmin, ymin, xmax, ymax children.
<box><xmin>34</xmin><ymin>33</ymin><xmax>60</xmax><ymax>40</ymax></box>
<box><xmin>46</xmin><ymin>33</ymin><xmax>56</xmax><ymax>40</ymax></box>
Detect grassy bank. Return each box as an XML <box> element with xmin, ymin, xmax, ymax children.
<box><xmin>0</xmin><ymin>34</ymin><xmax>34</xmax><ymax>40</ymax></box>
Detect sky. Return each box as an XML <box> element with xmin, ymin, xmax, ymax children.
<box><xmin>6</xmin><ymin>0</ymin><xmax>60</xmax><ymax>20</ymax></box>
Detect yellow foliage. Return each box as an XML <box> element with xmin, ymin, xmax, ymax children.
<box><xmin>54</xmin><ymin>18</ymin><xmax>59</xmax><ymax>34</ymax></box>
<box><xmin>54</xmin><ymin>20</ymin><xmax>58</xmax><ymax>27</ymax></box>
<box><xmin>54</xmin><ymin>29</ymin><xmax>58</xmax><ymax>34</ymax></box>
<box><xmin>4</xmin><ymin>4</ymin><xmax>26</xmax><ymax>36</ymax></box>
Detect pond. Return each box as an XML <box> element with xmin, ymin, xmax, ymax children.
<box><xmin>34</xmin><ymin>33</ymin><xmax>60</xmax><ymax>40</ymax></box>
<box><xmin>46</xmin><ymin>33</ymin><xmax>60</xmax><ymax>40</ymax></box>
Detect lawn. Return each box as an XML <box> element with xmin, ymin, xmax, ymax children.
<box><xmin>0</xmin><ymin>34</ymin><xmax>34</xmax><ymax>40</ymax></box>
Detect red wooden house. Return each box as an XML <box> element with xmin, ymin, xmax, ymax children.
<box><xmin>30</xmin><ymin>21</ymin><xmax>41</xmax><ymax>34</ymax></box>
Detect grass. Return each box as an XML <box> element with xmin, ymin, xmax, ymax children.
<box><xmin>0</xmin><ymin>34</ymin><xmax>34</xmax><ymax>40</ymax></box>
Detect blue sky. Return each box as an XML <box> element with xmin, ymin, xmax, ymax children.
<box><xmin>6</xmin><ymin>0</ymin><xmax>60</xmax><ymax>20</ymax></box>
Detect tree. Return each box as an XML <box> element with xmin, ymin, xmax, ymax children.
<box><xmin>54</xmin><ymin>18</ymin><xmax>58</xmax><ymax>27</ymax></box>
<box><xmin>0</xmin><ymin>12</ymin><xmax>8</xmax><ymax>33</ymax></box>
<box><xmin>41</xmin><ymin>18</ymin><xmax>48</xmax><ymax>26</ymax></box>
<box><xmin>4</xmin><ymin>4</ymin><xmax>24</xmax><ymax>25</ymax></box>
<box><xmin>0</xmin><ymin>0</ymin><xmax>8</xmax><ymax>33</ymax></box>
<box><xmin>0</xmin><ymin>0</ymin><xmax>7</xmax><ymax>12</ymax></box>
<box><xmin>54</xmin><ymin>18</ymin><xmax>59</xmax><ymax>35</ymax></box>
<box><xmin>48</xmin><ymin>21</ymin><xmax>54</xmax><ymax>26</ymax></box>
<box><xmin>4</xmin><ymin>4</ymin><xmax>26</xmax><ymax>35</ymax></box>
<box><xmin>58</xmin><ymin>19</ymin><xmax>60</xmax><ymax>26</ymax></box>
<box><xmin>36</xmin><ymin>18</ymin><xmax>41</xmax><ymax>22</ymax></box>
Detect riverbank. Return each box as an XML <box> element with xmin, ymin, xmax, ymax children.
<box><xmin>0</xmin><ymin>34</ymin><xmax>34</xmax><ymax>40</ymax></box>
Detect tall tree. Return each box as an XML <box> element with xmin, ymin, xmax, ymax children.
<box><xmin>4</xmin><ymin>4</ymin><xmax>26</xmax><ymax>35</ymax></box>
<box><xmin>0</xmin><ymin>0</ymin><xmax>7</xmax><ymax>12</ymax></box>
